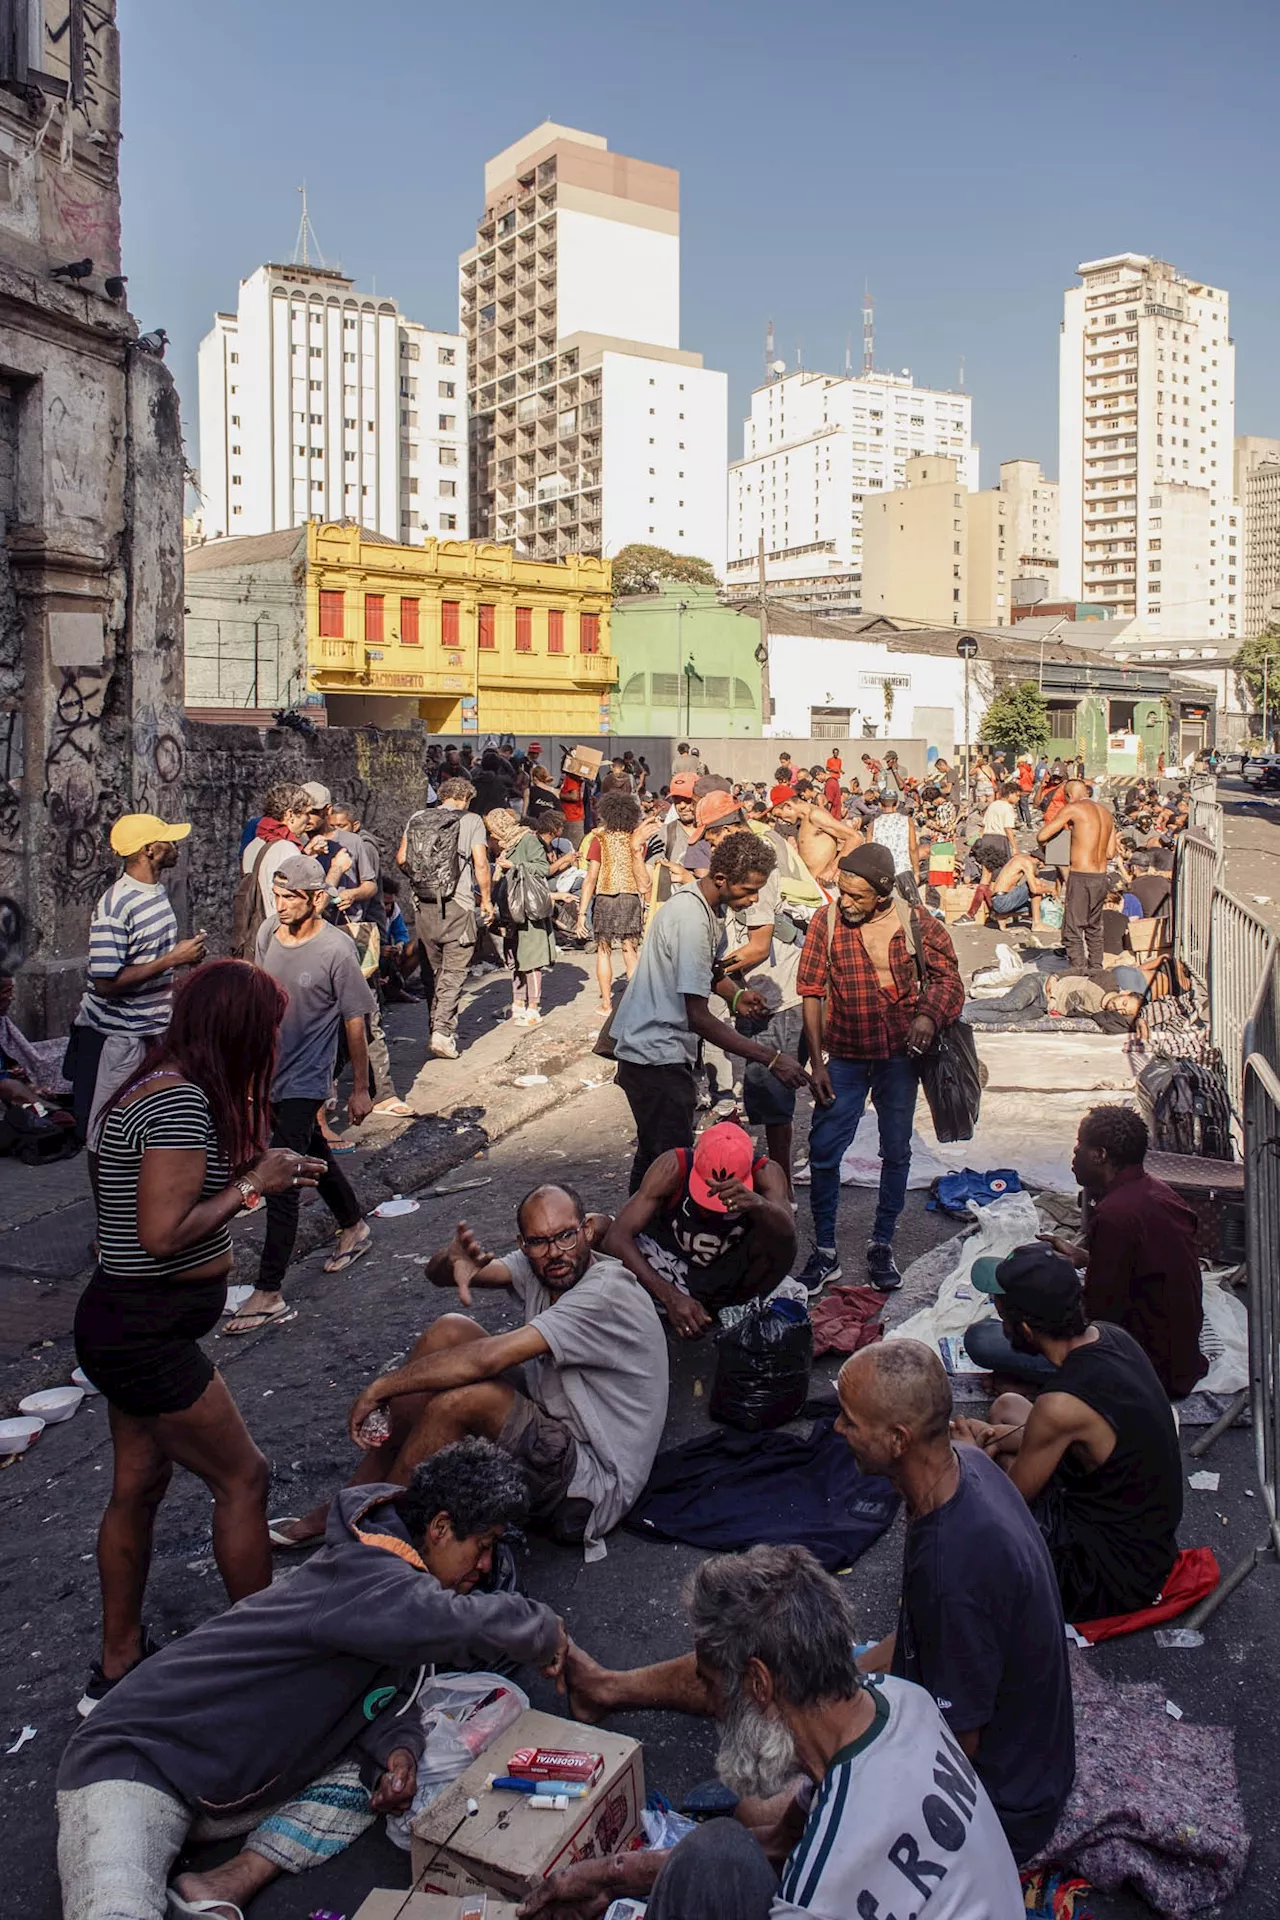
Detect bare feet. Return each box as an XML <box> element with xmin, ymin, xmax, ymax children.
<box><xmin>562</xmin><ymin>1641</ymin><xmax>618</xmax><ymax>1723</ymax></box>
<box><xmin>173</xmin><ymin>1848</ymin><xmax>277</xmax><ymax>1916</ymax></box>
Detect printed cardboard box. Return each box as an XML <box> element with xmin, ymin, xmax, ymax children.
<box><xmin>353</xmin><ymin>1893</ymin><xmax>521</xmax><ymax>1920</ymax></box>
<box><xmin>562</xmin><ymin>744</ymin><xmax>604</xmax><ymax>781</ymax></box>
<box><xmin>410</xmin><ymin>1709</ymin><xmax>644</xmax><ymax>1902</ymax></box>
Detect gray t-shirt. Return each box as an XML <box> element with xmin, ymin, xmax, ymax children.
<box><xmin>329</xmin><ymin>829</ymin><xmax>378</xmax><ymax>923</ymax></box>
<box><xmin>255</xmin><ymin>918</ymin><xmax>376</xmax><ymax>1100</ymax></box>
<box><xmin>610</xmin><ymin>885</ymin><xmax>719</xmax><ymax>1066</ymax></box>
<box><xmin>505</xmin><ymin>1250</ymin><xmax>669</xmax><ymax>1543</ymax></box>
<box><xmin>723</xmin><ymin>869</ymin><xmax>802</xmax><ymax>1014</ymax></box>
<box><xmin>404</xmin><ymin>807</ymin><xmax>487</xmax><ymax>904</ymax></box>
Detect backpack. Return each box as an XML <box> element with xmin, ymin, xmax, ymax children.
<box><xmin>231</xmin><ymin>840</ymin><xmax>272</xmax><ymax>961</ymax></box>
<box><xmin>1136</xmin><ymin>1056</ymin><xmax>1235</xmax><ymax>1162</ymax></box>
<box><xmin>402</xmin><ymin>807</ymin><xmax>463</xmax><ymax>904</ymax></box>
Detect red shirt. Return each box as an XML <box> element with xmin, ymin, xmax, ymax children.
<box><xmin>823</xmin><ymin>775</ymin><xmax>843</xmax><ymax>811</ymax></box>
<box><xmin>559</xmin><ymin>774</ymin><xmax>584</xmax><ymax>822</ymax></box>
<box><xmin>1017</xmin><ymin>764</ymin><xmax>1035</xmax><ymax>792</ymax></box>
<box><xmin>796</xmin><ymin>906</ymin><xmax>964</xmax><ymax>1060</ymax></box>
<box><xmin>1084</xmin><ymin>1165</ymin><xmax>1207</xmax><ymax>1398</ymax></box>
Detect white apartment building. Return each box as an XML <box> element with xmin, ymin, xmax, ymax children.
<box><xmin>460</xmin><ymin>123</ymin><xmax>727</xmax><ymax>572</ymax></box>
<box><xmin>1059</xmin><ymin>254</ymin><xmax>1238</xmax><ymax>640</ymax></box>
<box><xmin>1236</xmin><ymin>436</ymin><xmax>1280</xmax><ymax>638</ymax></box>
<box><xmin>726</xmin><ymin>368</ymin><xmax>975</xmax><ymax>600</ymax></box>
<box><xmin>198</xmin><ymin>263</ymin><xmax>468</xmax><ymax>547</ymax></box>
<box><xmin>999</xmin><ymin>458</ymin><xmax>1060</xmax><ymax>602</ymax></box>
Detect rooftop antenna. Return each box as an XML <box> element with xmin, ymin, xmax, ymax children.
<box><xmin>293</xmin><ymin>183</ymin><xmax>326</xmax><ymax>268</ymax></box>
<box><xmin>795</xmin><ymin>339</ymin><xmax>802</xmax><ymax>369</ymax></box>
<box><xmin>862</xmin><ymin>284</ymin><xmax>874</xmax><ymax>375</ymax></box>
<box><xmin>844</xmin><ymin>333</ymin><xmax>853</xmax><ymax>376</ymax></box>
<box><xmin>764</xmin><ymin>318</ymin><xmax>776</xmax><ymax>382</ymax></box>
<box><xmin>958</xmin><ymin>354</ymin><xmax>966</xmax><ymax>390</ymax></box>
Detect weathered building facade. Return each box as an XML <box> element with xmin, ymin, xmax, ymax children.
<box><xmin>0</xmin><ymin>0</ymin><xmax>186</xmax><ymax>1031</ymax></box>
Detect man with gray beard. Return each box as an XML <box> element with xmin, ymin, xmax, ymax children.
<box><xmin>522</xmin><ymin>1545</ymin><xmax>1021</xmax><ymax>1919</ymax></box>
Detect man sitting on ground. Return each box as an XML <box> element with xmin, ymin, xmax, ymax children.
<box><xmin>961</xmin><ymin>850</ymin><xmax>1058</xmax><ymax>931</ymax></box>
<box><xmin>273</xmin><ymin>1185</ymin><xmax>668</xmax><ymax>1559</ymax></box>
<box><xmin>1037</xmin><ymin>1106</ymin><xmax>1206</xmax><ymax>1398</ymax></box>
<box><xmin>604</xmin><ymin>1120</ymin><xmax>796</xmax><ymax>1340</ymax></box>
<box><xmin>58</xmin><ymin>1441</ymin><xmax>566</xmax><ymax>1920</ymax></box>
<box><xmin>956</xmin><ymin>1246</ymin><xmax>1183</xmax><ymax>1622</ymax></box>
<box><xmin>521</xmin><ymin>1545</ymin><xmax>1022</xmax><ymax>1920</ymax></box>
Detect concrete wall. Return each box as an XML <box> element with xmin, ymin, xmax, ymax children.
<box><xmin>183</xmin><ymin>550</ymin><xmax>307</xmax><ymax>710</ymax></box>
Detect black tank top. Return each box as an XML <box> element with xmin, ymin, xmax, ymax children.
<box><xmin>1054</xmin><ymin>1323</ymin><xmax>1183</xmax><ymax>1611</ymax></box>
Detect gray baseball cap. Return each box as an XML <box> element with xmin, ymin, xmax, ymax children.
<box><xmin>273</xmin><ymin>853</ymin><xmax>327</xmax><ymax>891</ymax></box>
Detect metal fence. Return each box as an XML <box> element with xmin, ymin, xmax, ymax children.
<box><xmin>1189</xmin><ymin>793</ymin><xmax>1223</xmax><ymax>849</ymax></box>
<box><xmin>1174</xmin><ymin>828</ymin><xmax>1222</xmax><ymax>991</ymax></box>
<box><xmin>1209</xmin><ymin>891</ymin><xmax>1279</xmax><ymax>1121</ymax></box>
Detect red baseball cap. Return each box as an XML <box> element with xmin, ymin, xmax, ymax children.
<box><xmin>690</xmin><ymin>1121</ymin><xmax>755</xmax><ymax>1212</ymax></box>
<box><xmin>669</xmin><ymin>771</ymin><xmax>698</xmax><ymax>798</ymax></box>
<box><xmin>688</xmin><ymin>791</ymin><xmax>746</xmax><ymax>841</ymax></box>
<box><xmin>769</xmin><ymin>783</ymin><xmax>794</xmax><ymax>806</ymax></box>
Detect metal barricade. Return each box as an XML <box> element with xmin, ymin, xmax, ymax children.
<box><xmin>1208</xmin><ymin>890</ymin><xmax>1279</xmax><ymax>1122</ymax></box>
<box><xmin>1188</xmin><ymin>794</ymin><xmax>1223</xmax><ymax>850</ymax></box>
<box><xmin>1173</xmin><ymin>828</ymin><xmax>1221</xmax><ymax>991</ymax></box>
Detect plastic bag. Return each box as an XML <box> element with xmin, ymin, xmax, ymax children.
<box><xmin>710</xmin><ymin>1298</ymin><xmax>813</xmax><ymax>1432</ymax></box>
<box><xmin>917</xmin><ymin>1020</ymin><xmax>982</xmax><ymax>1144</ymax></box>
<box><xmin>385</xmin><ymin>1670</ymin><xmax>529</xmax><ymax>1850</ymax></box>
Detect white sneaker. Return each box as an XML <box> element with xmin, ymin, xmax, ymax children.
<box><xmin>430</xmin><ymin>1031</ymin><xmax>459</xmax><ymax>1059</ymax></box>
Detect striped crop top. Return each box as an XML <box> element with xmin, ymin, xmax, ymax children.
<box><xmin>96</xmin><ymin>1082</ymin><xmax>233</xmax><ymax>1282</ymax></box>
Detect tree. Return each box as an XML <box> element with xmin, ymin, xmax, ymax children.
<box><xmin>1233</xmin><ymin>629</ymin><xmax>1280</xmax><ymax>715</ymax></box>
<box><xmin>611</xmin><ymin>543</ymin><xmax>718</xmax><ymax>596</ymax></box>
<box><xmin>980</xmin><ymin>680</ymin><xmax>1051</xmax><ymax>756</ymax></box>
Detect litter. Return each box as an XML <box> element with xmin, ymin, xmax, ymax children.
<box><xmin>512</xmin><ymin>1073</ymin><xmax>548</xmax><ymax>1087</ymax></box>
<box><xmin>373</xmin><ymin>1196</ymin><xmax>420</xmax><ymax>1218</ymax></box>
<box><xmin>426</xmin><ymin>1177</ymin><xmax>492</xmax><ymax>1197</ymax></box>
<box><xmin>1165</xmin><ymin>1698</ymin><xmax>1184</xmax><ymax>1720</ymax></box>
<box><xmin>5</xmin><ymin>1726</ymin><xmax>36</xmax><ymax>1754</ymax></box>
<box><xmin>1155</xmin><ymin>1628</ymin><xmax>1205</xmax><ymax>1649</ymax></box>
<box><xmin>17</xmin><ymin>1386</ymin><xmax>83</xmax><ymax>1424</ymax></box>
<box><xmin>1188</xmin><ymin>1470</ymin><xmax>1220</xmax><ymax>1491</ymax></box>
<box><xmin>0</xmin><ymin>1416</ymin><xmax>45</xmax><ymax>1455</ymax></box>
<box><xmin>70</xmin><ymin>1367</ymin><xmax>100</xmax><ymax>1395</ymax></box>
<box><xmin>222</xmin><ymin>1284</ymin><xmax>254</xmax><ymax>1314</ymax></box>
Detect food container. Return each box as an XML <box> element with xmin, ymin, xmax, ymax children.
<box><xmin>18</xmin><ymin>1385</ymin><xmax>85</xmax><ymax>1424</ymax></box>
<box><xmin>71</xmin><ymin>1367</ymin><xmax>101</xmax><ymax>1395</ymax></box>
<box><xmin>0</xmin><ymin>1416</ymin><xmax>46</xmax><ymax>1454</ymax></box>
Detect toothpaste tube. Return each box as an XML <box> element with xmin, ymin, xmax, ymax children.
<box><xmin>506</xmin><ymin>1745</ymin><xmax>605</xmax><ymax>1787</ymax></box>
<box><xmin>490</xmin><ymin>1775</ymin><xmax>590</xmax><ymax>1798</ymax></box>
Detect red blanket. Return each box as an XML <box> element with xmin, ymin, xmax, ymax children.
<box><xmin>1072</xmin><ymin>1546</ymin><xmax>1219</xmax><ymax>1644</ymax></box>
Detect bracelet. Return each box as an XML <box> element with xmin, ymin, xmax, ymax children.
<box><xmin>767</xmin><ymin>1049</ymin><xmax>782</xmax><ymax>1071</ymax></box>
<box><xmin>730</xmin><ymin>987</ymin><xmax>746</xmax><ymax>1013</ymax></box>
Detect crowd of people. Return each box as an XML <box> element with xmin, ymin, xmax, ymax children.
<box><xmin>4</xmin><ymin>730</ymin><xmax>1217</xmax><ymax>1918</ymax></box>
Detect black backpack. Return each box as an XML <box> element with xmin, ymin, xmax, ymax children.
<box><xmin>401</xmin><ymin>807</ymin><xmax>463</xmax><ymax>904</ymax></box>
<box><xmin>1136</xmin><ymin>1056</ymin><xmax>1235</xmax><ymax>1162</ymax></box>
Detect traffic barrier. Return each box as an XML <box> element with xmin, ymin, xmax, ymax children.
<box><xmin>1174</xmin><ymin>828</ymin><xmax>1221</xmax><ymax>992</ymax></box>
<box><xmin>1209</xmin><ymin>890</ymin><xmax>1278</xmax><ymax>1123</ymax></box>
<box><xmin>1189</xmin><ymin>793</ymin><xmax>1223</xmax><ymax>849</ymax></box>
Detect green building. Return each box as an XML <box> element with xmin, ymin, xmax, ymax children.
<box><xmin>611</xmin><ymin>585</ymin><xmax>763</xmax><ymax>738</ymax></box>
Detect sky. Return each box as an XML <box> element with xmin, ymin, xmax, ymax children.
<box><xmin>118</xmin><ymin>0</ymin><xmax>1280</xmax><ymax>494</ymax></box>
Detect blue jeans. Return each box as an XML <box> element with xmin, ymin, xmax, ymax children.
<box><xmin>964</xmin><ymin>1316</ymin><xmax>1058</xmax><ymax>1383</ymax></box>
<box><xmin>809</xmin><ymin>1053</ymin><xmax>920</xmax><ymax>1247</ymax></box>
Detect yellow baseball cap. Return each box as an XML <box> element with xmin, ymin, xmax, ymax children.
<box><xmin>109</xmin><ymin>813</ymin><xmax>192</xmax><ymax>857</ymax></box>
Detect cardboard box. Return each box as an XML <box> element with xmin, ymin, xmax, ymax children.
<box><xmin>941</xmin><ymin>883</ymin><xmax>976</xmax><ymax>922</ymax></box>
<box><xmin>354</xmin><ymin>1894</ymin><xmax>521</xmax><ymax>1920</ymax></box>
<box><xmin>410</xmin><ymin>1709</ymin><xmax>644</xmax><ymax>1902</ymax></box>
<box><xmin>562</xmin><ymin>744</ymin><xmax>604</xmax><ymax>780</ymax></box>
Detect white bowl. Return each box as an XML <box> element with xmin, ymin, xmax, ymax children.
<box><xmin>0</xmin><ymin>1416</ymin><xmax>45</xmax><ymax>1454</ymax></box>
<box><xmin>18</xmin><ymin>1386</ymin><xmax>85</xmax><ymax>1424</ymax></box>
<box><xmin>71</xmin><ymin>1367</ymin><xmax>100</xmax><ymax>1395</ymax></box>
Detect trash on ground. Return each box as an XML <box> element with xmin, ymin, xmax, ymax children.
<box><xmin>1188</xmin><ymin>1470</ymin><xmax>1220</xmax><ymax>1491</ymax></box>
<box><xmin>427</xmin><ymin>1177</ymin><xmax>492</xmax><ymax>1197</ymax></box>
<box><xmin>512</xmin><ymin>1073</ymin><xmax>549</xmax><ymax>1087</ymax></box>
<box><xmin>18</xmin><ymin>1386</ymin><xmax>83</xmax><ymax>1424</ymax></box>
<box><xmin>5</xmin><ymin>1726</ymin><xmax>36</xmax><ymax>1754</ymax></box>
<box><xmin>1165</xmin><ymin>1698</ymin><xmax>1184</xmax><ymax>1719</ymax></box>
<box><xmin>0</xmin><ymin>1416</ymin><xmax>46</xmax><ymax>1456</ymax></box>
<box><xmin>373</xmin><ymin>1196</ymin><xmax>419</xmax><ymax>1218</ymax></box>
<box><xmin>1155</xmin><ymin>1628</ymin><xmax>1206</xmax><ymax>1649</ymax></box>
<box><xmin>70</xmin><ymin>1367</ymin><xmax>100</xmax><ymax>1394</ymax></box>
<box><xmin>222</xmin><ymin>1284</ymin><xmax>254</xmax><ymax>1314</ymax></box>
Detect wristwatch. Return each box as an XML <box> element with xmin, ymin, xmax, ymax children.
<box><xmin>235</xmin><ymin>1176</ymin><xmax>260</xmax><ymax>1207</ymax></box>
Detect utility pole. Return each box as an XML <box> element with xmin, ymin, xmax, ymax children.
<box><xmin>956</xmin><ymin>635</ymin><xmax>978</xmax><ymax>798</ymax></box>
<box><xmin>1264</xmin><ymin>650</ymin><xmax>1270</xmax><ymax>751</ymax></box>
<box><xmin>756</xmin><ymin>534</ymin><xmax>772</xmax><ymax>733</ymax></box>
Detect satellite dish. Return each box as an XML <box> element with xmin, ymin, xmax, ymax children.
<box><xmin>771</xmin><ymin>359</ymin><xmax>787</xmax><ymax>375</ymax></box>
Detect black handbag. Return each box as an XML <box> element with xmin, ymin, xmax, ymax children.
<box><xmin>895</xmin><ymin>903</ymin><xmax>981</xmax><ymax>1144</ymax></box>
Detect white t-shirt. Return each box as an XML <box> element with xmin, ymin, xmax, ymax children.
<box><xmin>773</xmin><ymin>1677</ymin><xmax>1023</xmax><ymax>1920</ymax></box>
<box><xmin>724</xmin><ymin>869</ymin><xmax>802</xmax><ymax>1014</ymax></box>
<box><xmin>610</xmin><ymin>885</ymin><xmax>718</xmax><ymax>1066</ymax></box>
<box><xmin>871</xmin><ymin>812</ymin><xmax>913</xmax><ymax>870</ymax></box>
<box><xmin>242</xmin><ymin>837</ymin><xmax>300</xmax><ymax>916</ymax></box>
<box><xmin>504</xmin><ymin>1250</ymin><xmax>669</xmax><ymax>1544</ymax></box>
<box><xmin>982</xmin><ymin>798</ymin><xmax>1018</xmax><ymax>839</ymax></box>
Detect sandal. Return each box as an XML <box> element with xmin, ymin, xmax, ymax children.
<box><xmin>167</xmin><ymin>1893</ymin><xmax>244</xmax><ymax>1920</ymax></box>
<box><xmin>219</xmin><ymin>1302</ymin><xmax>297</xmax><ymax>1338</ymax></box>
<box><xmin>371</xmin><ymin>1097</ymin><xmax>416</xmax><ymax>1117</ymax></box>
<box><xmin>268</xmin><ymin>1516</ymin><xmax>323</xmax><ymax>1550</ymax></box>
<box><xmin>323</xmin><ymin>1225</ymin><xmax>372</xmax><ymax>1273</ymax></box>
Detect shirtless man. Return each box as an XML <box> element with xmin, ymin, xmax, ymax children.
<box><xmin>964</xmin><ymin>851</ymin><xmax>1058</xmax><ymax>930</ymax></box>
<box><xmin>770</xmin><ymin>792</ymin><xmax>862</xmax><ymax>888</ymax></box>
<box><xmin>1036</xmin><ymin>779</ymin><xmax>1117</xmax><ymax>971</ymax></box>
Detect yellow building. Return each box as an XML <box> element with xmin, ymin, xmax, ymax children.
<box><xmin>183</xmin><ymin>520</ymin><xmax>614</xmax><ymax>733</ymax></box>
<box><xmin>861</xmin><ymin>456</ymin><xmax>1012</xmax><ymax>629</ymax></box>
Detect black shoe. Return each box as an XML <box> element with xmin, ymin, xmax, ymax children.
<box><xmin>866</xmin><ymin>1242</ymin><xmax>903</xmax><ymax>1292</ymax></box>
<box><xmin>797</xmin><ymin>1246</ymin><xmax>842</xmax><ymax>1294</ymax></box>
<box><xmin>76</xmin><ymin>1628</ymin><xmax>159</xmax><ymax>1718</ymax></box>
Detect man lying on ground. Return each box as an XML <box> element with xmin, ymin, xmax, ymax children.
<box><xmin>561</xmin><ymin>1340</ymin><xmax>1072</xmax><ymax>1867</ymax></box>
<box><xmin>521</xmin><ymin>1544</ymin><xmax>1022</xmax><ymax>1920</ymax></box>
<box><xmin>962</xmin><ymin>968</ymin><xmax>1143</xmax><ymax>1032</ymax></box>
<box><xmin>604</xmin><ymin>1120</ymin><xmax>797</xmax><ymax>1339</ymax></box>
<box><xmin>954</xmin><ymin>1246</ymin><xmax>1183</xmax><ymax>1622</ymax></box>
<box><xmin>271</xmin><ymin>1184</ymin><xmax>668</xmax><ymax>1558</ymax></box>
<box><xmin>58</xmin><ymin>1441</ymin><xmax>566</xmax><ymax>1920</ymax></box>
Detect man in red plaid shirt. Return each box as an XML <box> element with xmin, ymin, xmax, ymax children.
<box><xmin>796</xmin><ymin>843</ymin><xmax>963</xmax><ymax>1292</ymax></box>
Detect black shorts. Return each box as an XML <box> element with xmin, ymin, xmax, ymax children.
<box><xmin>741</xmin><ymin>1005</ymin><xmax>805</xmax><ymax>1128</ymax></box>
<box><xmin>74</xmin><ymin>1269</ymin><xmax>225</xmax><ymax>1417</ymax></box>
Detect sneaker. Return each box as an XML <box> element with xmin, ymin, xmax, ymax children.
<box><xmin>954</xmin><ymin>914</ymin><xmax>977</xmax><ymax>926</ymax></box>
<box><xmin>430</xmin><ymin>1031</ymin><xmax>459</xmax><ymax>1060</ymax></box>
<box><xmin>796</xmin><ymin>1246</ymin><xmax>842</xmax><ymax>1294</ymax></box>
<box><xmin>866</xmin><ymin>1242</ymin><xmax>903</xmax><ymax>1291</ymax></box>
<box><xmin>77</xmin><ymin>1628</ymin><xmax>159</xmax><ymax>1718</ymax></box>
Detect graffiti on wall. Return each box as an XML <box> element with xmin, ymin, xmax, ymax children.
<box><xmin>43</xmin><ymin>666</ymin><xmax>118</xmax><ymax>902</ymax></box>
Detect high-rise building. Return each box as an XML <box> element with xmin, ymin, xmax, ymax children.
<box><xmin>999</xmin><ymin>459</ymin><xmax>1060</xmax><ymax>603</ymax></box>
<box><xmin>1058</xmin><ymin>254</ymin><xmax>1238</xmax><ymax>639</ymax></box>
<box><xmin>860</xmin><ymin>456</ymin><xmax>1011</xmax><ymax>627</ymax></box>
<box><xmin>459</xmin><ymin>123</ymin><xmax>727</xmax><ymax>573</ymax></box>
<box><xmin>725</xmin><ymin>369</ymin><xmax>975</xmax><ymax>605</ymax></box>
<box><xmin>1235</xmin><ymin>436</ymin><xmax>1280</xmax><ymax>638</ymax></box>
<box><xmin>198</xmin><ymin>263</ymin><xmax>467</xmax><ymax>547</ymax></box>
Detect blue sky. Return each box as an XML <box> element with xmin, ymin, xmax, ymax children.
<box><xmin>119</xmin><ymin>0</ymin><xmax>1279</xmax><ymax>490</ymax></box>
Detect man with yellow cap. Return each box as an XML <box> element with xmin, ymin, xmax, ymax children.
<box><xmin>64</xmin><ymin>813</ymin><xmax>205</xmax><ymax>1155</ymax></box>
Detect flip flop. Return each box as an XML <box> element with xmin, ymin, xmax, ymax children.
<box><xmin>324</xmin><ymin>1227</ymin><xmax>372</xmax><ymax>1274</ymax></box>
<box><xmin>219</xmin><ymin>1303</ymin><xmax>297</xmax><ymax>1338</ymax></box>
<box><xmin>268</xmin><ymin>1516</ymin><xmax>322</xmax><ymax>1550</ymax></box>
<box><xmin>167</xmin><ymin>1892</ymin><xmax>244</xmax><ymax>1920</ymax></box>
<box><xmin>371</xmin><ymin>1097</ymin><xmax>416</xmax><ymax>1117</ymax></box>
<box><xmin>325</xmin><ymin>1139</ymin><xmax>358</xmax><ymax>1154</ymax></box>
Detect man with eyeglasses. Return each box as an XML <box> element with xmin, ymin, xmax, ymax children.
<box><xmin>270</xmin><ymin>1184</ymin><xmax>668</xmax><ymax>1560</ymax></box>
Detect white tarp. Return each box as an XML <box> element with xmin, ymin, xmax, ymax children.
<box><xmin>885</xmin><ymin>1192</ymin><xmax>1045</xmax><ymax>1351</ymax></box>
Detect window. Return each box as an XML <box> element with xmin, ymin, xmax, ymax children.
<box><xmin>231</xmin><ymin>415</ymin><xmax>240</xmax><ymax>426</ymax></box>
<box><xmin>400</xmin><ymin>597</ymin><xmax>420</xmax><ymax>645</ymax></box>
<box><xmin>344</xmin><ymin>450</ymin><xmax>355</xmax><ymax>462</ymax></box>
<box><xmin>515</xmin><ymin>606</ymin><xmax>533</xmax><ymax>652</ymax></box>
<box><xmin>229</xmin><ymin>351</ymin><xmax>239</xmax><ymax>364</ymax></box>
<box><xmin>439</xmin><ymin>382</ymin><xmax>455</xmax><ymax>398</ymax></box>
<box><xmin>231</xmin><ymin>474</ymin><xmax>242</xmax><ymax>486</ymax></box>
<box><xmin>478</xmin><ymin>604</ymin><xmax>496</xmax><ymax>650</ymax></box>
<box><xmin>580</xmin><ymin>612</ymin><xmax>600</xmax><ymax>655</ymax></box>
<box><xmin>547</xmin><ymin>609</ymin><xmax>564</xmax><ymax>653</ymax></box>
<box><xmin>438</xmin><ymin>347</ymin><xmax>456</xmax><ymax>365</ymax></box>
<box><xmin>232</xmin><ymin>505</ymin><xmax>242</xmax><ymax>515</ymax></box>
<box><xmin>439</xmin><ymin>448</ymin><xmax>458</xmax><ymax>467</ymax></box>
<box><xmin>231</xmin><ymin>444</ymin><xmax>241</xmax><ymax>456</ymax></box>
<box><xmin>364</xmin><ymin>594</ymin><xmax>385</xmax><ymax>643</ymax></box>
<box><xmin>319</xmin><ymin>590</ymin><xmax>344</xmax><ymax>638</ymax></box>
<box><xmin>311</xmin><ymin>347</ymin><xmax>323</xmax><ymax>360</ymax></box>
<box><xmin>343</xmin><ymin>417</ymin><xmax>356</xmax><ymax>429</ymax></box>
<box><xmin>441</xmin><ymin>600</ymin><xmax>460</xmax><ymax>647</ymax></box>
<box><xmin>344</xmin><ymin>317</ymin><xmax>356</xmax><ymax>331</ymax></box>
<box><xmin>440</xmin><ymin>513</ymin><xmax>457</xmax><ymax>531</ymax></box>
<box><xmin>439</xmin><ymin>414</ymin><xmax>456</xmax><ymax>431</ymax></box>
<box><xmin>436</xmin><ymin>479</ymin><xmax>455</xmax><ymax>498</ymax></box>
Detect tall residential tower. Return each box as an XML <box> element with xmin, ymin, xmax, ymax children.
<box><xmin>459</xmin><ymin>123</ymin><xmax>727</xmax><ymax>573</ymax></box>
<box><xmin>1059</xmin><ymin>255</ymin><xmax>1238</xmax><ymax>638</ymax></box>
<box><xmin>1235</xmin><ymin>436</ymin><xmax>1280</xmax><ymax>639</ymax></box>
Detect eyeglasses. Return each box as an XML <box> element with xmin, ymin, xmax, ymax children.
<box><xmin>519</xmin><ymin>1225</ymin><xmax>584</xmax><ymax>1257</ymax></box>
